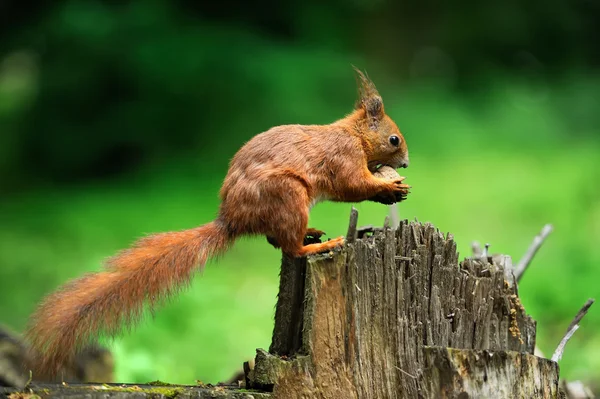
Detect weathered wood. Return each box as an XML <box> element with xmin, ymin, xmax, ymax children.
<box><xmin>422</xmin><ymin>347</ymin><xmax>559</xmax><ymax>398</ymax></box>
<box><xmin>269</xmin><ymin>253</ymin><xmax>308</xmax><ymax>357</ymax></box>
<box><xmin>346</xmin><ymin>207</ymin><xmax>359</xmax><ymax>244</ymax></box>
<box><xmin>0</xmin><ymin>325</ymin><xmax>115</xmax><ymax>389</ymax></box>
<box><xmin>4</xmin><ymin>218</ymin><xmax>565</xmax><ymax>398</ymax></box>
<box><xmin>252</xmin><ymin>219</ymin><xmax>554</xmax><ymax>398</ymax></box>
<box><xmin>0</xmin><ymin>382</ymin><xmax>271</xmax><ymax>398</ymax></box>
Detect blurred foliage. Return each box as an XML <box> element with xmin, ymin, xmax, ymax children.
<box><xmin>1</xmin><ymin>0</ymin><xmax>599</xmax><ymax>189</ymax></box>
<box><xmin>0</xmin><ymin>0</ymin><xmax>599</xmax><ymax>389</ymax></box>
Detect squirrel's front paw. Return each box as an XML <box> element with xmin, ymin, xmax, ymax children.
<box><xmin>370</xmin><ymin>193</ymin><xmax>408</xmax><ymax>204</ymax></box>
<box><xmin>392</xmin><ymin>179</ymin><xmax>410</xmax><ymax>192</ymax></box>
<box><xmin>370</xmin><ymin>179</ymin><xmax>410</xmax><ymax>204</ymax></box>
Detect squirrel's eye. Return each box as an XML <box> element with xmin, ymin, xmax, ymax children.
<box><xmin>389</xmin><ymin>135</ymin><xmax>400</xmax><ymax>146</ymax></box>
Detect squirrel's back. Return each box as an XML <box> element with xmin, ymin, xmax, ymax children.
<box><xmin>220</xmin><ymin>118</ymin><xmax>363</xmax><ymax>200</ymax></box>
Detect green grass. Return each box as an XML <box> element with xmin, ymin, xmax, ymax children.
<box><xmin>1</xmin><ymin>80</ymin><xmax>599</xmax><ymax>386</ymax></box>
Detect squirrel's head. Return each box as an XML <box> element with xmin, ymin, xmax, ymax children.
<box><xmin>352</xmin><ymin>67</ymin><xmax>409</xmax><ymax>172</ymax></box>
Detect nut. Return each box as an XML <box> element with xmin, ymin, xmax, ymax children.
<box><xmin>373</xmin><ymin>165</ymin><xmax>402</xmax><ymax>180</ymax></box>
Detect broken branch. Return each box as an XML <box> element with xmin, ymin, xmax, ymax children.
<box><xmin>551</xmin><ymin>299</ymin><xmax>595</xmax><ymax>362</ymax></box>
<box><xmin>515</xmin><ymin>224</ymin><xmax>553</xmax><ymax>282</ymax></box>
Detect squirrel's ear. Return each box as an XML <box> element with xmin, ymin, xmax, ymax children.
<box><xmin>353</xmin><ymin>66</ymin><xmax>384</xmax><ymax>128</ymax></box>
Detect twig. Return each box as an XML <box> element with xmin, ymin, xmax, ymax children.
<box><xmin>515</xmin><ymin>224</ymin><xmax>553</xmax><ymax>282</ymax></box>
<box><xmin>25</xmin><ymin>370</ymin><xmax>33</xmax><ymax>392</ymax></box>
<box><xmin>346</xmin><ymin>207</ymin><xmax>359</xmax><ymax>243</ymax></box>
<box><xmin>471</xmin><ymin>241</ymin><xmax>483</xmax><ymax>257</ymax></box>
<box><xmin>551</xmin><ymin>299</ymin><xmax>594</xmax><ymax>362</ymax></box>
<box><xmin>551</xmin><ymin>326</ymin><xmax>579</xmax><ymax>363</ymax></box>
<box><xmin>565</xmin><ymin>299</ymin><xmax>594</xmax><ymax>334</ymax></box>
<box><xmin>394</xmin><ymin>366</ymin><xmax>417</xmax><ymax>379</ymax></box>
<box><xmin>562</xmin><ymin>380</ymin><xmax>596</xmax><ymax>398</ymax></box>
<box><xmin>388</xmin><ymin>204</ymin><xmax>400</xmax><ymax>229</ymax></box>
<box><xmin>482</xmin><ymin>243</ymin><xmax>490</xmax><ymax>258</ymax></box>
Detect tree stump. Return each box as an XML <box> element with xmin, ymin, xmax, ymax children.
<box><xmin>1</xmin><ymin>214</ymin><xmax>566</xmax><ymax>398</ymax></box>
<box><xmin>249</xmin><ymin>214</ymin><xmax>560</xmax><ymax>398</ymax></box>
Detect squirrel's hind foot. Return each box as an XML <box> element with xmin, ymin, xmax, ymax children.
<box><xmin>297</xmin><ymin>236</ymin><xmax>345</xmax><ymax>257</ymax></box>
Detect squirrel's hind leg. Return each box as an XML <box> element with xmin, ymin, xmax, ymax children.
<box><xmin>268</xmin><ymin>232</ymin><xmax>343</xmax><ymax>256</ymax></box>
<box><xmin>275</xmin><ymin>212</ymin><xmax>344</xmax><ymax>257</ymax></box>
<box><xmin>267</xmin><ymin>228</ymin><xmax>325</xmax><ymax>249</ymax></box>
<box><xmin>260</xmin><ymin>176</ymin><xmax>343</xmax><ymax>257</ymax></box>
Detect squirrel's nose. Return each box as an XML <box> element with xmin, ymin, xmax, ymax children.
<box><xmin>401</xmin><ymin>161</ymin><xmax>409</xmax><ymax>168</ymax></box>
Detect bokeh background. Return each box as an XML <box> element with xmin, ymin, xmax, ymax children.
<box><xmin>1</xmin><ymin>0</ymin><xmax>599</xmax><ymax>389</ymax></box>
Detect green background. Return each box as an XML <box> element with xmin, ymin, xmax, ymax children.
<box><xmin>0</xmin><ymin>0</ymin><xmax>599</xmax><ymax>391</ymax></box>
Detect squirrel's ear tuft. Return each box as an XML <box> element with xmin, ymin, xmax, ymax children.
<box><xmin>353</xmin><ymin>66</ymin><xmax>384</xmax><ymax>128</ymax></box>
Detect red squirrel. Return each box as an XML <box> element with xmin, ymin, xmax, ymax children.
<box><xmin>25</xmin><ymin>68</ymin><xmax>410</xmax><ymax>377</ymax></box>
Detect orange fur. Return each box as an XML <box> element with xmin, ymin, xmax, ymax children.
<box><xmin>25</xmin><ymin>68</ymin><xmax>410</xmax><ymax>378</ymax></box>
<box><xmin>26</xmin><ymin>222</ymin><xmax>231</xmax><ymax>376</ymax></box>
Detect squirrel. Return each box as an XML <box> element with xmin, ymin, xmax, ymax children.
<box><xmin>24</xmin><ymin>67</ymin><xmax>410</xmax><ymax>378</ymax></box>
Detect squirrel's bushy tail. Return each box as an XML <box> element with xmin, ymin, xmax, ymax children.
<box><xmin>25</xmin><ymin>221</ymin><xmax>232</xmax><ymax>377</ymax></box>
